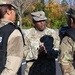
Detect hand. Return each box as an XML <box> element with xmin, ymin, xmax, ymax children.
<box><xmin>38</xmin><ymin>43</ymin><xmax>47</xmax><ymax>54</ymax></box>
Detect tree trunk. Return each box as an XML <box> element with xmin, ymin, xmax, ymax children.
<box><xmin>18</xmin><ymin>15</ymin><xmax>22</xmax><ymax>29</ymax></box>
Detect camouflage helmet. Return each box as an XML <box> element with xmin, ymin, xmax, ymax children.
<box><xmin>66</xmin><ymin>6</ymin><xmax>75</xmax><ymax>18</ymax></box>
<box><xmin>0</xmin><ymin>0</ymin><xmax>17</xmax><ymax>9</ymax></box>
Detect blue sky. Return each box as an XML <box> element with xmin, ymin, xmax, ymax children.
<box><xmin>66</xmin><ymin>0</ymin><xmax>75</xmax><ymax>6</ymax></box>
<box><xmin>44</xmin><ymin>0</ymin><xmax>49</xmax><ymax>3</ymax></box>
<box><xmin>44</xmin><ymin>0</ymin><xmax>75</xmax><ymax>6</ymax></box>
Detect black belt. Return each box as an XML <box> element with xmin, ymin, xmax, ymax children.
<box><xmin>26</xmin><ymin>59</ymin><xmax>36</xmax><ymax>63</ymax></box>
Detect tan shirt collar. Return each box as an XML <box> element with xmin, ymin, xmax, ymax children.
<box><xmin>0</xmin><ymin>18</ymin><xmax>14</xmax><ymax>27</ymax></box>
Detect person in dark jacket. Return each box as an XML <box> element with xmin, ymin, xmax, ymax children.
<box><xmin>28</xmin><ymin>35</ymin><xmax>59</xmax><ymax>75</ymax></box>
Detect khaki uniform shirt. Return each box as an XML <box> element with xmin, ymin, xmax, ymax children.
<box><xmin>23</xmin><ymin>27</ymin><xmax>60</xmax><ymax>61</ymax></box>
<box><xmin>60</xmin><ymin>36</ymin><xmax>75</xmax><ymax>75</ymax></box>
<box><xmin>0</xmin><ymin>19</ymin><xmax>23</xmax><ymax>75</ymax></box>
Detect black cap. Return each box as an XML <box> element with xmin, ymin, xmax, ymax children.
<box><xmin>66</xmin><ymin>7</ymin><xmax>75</xmax><ymax>18</ymax></box>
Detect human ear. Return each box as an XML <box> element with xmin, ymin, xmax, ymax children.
<box><xmin>6</xmin><ymin>9</ymin><xmax>11</xmax><ymax>15</ymax></box>
<box><xmin>70</xmin><ymin>18</ymin><xmax>74</xmax><ymax>27</ymax></box>
<box><xmin>71</xmin><ymin>18</ymin><xmax>73</xmax><ymax>24</ymax></box>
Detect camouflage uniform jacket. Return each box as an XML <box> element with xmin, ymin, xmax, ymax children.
<box><xmin>23</xmin><ymin>27</ymin><xmax>60</xmax><ymax>61</ymax></box>
<box><xmin>60</xmin><ymin>36</ymin><xmax>75</xmax><ymax>75</ymax></box>
<box><xmin>0</xmin><ymin>19</ymin><xmax>23</xmax><ymax>75</ymax></box>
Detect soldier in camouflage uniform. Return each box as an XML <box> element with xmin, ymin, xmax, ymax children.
<box><xmin>0</xmin><ymin>0</ymin><xmax>24</xmax><ymax>75</ymax></box>
<box><xmin>23</xmin><ymin>11</ymin><xmax>60</xmax><ymax>75</ymax></box>
<box><xmin>59</xmin><ymin>7</ymin><xmax>75</xmax><ymax>75</ymax></box>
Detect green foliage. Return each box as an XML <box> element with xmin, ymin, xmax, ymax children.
<box><xmin>22</xmin><ymin>17</ymin><xmax>33</xmax><ymax>29</ymax></box>
<box><xmin>44</xmin><ymin>1</ymin><xmax>67</xmax><ymax>29</ymax></box>
<box><xmin>22</xmin><ymin>1</ymin><xmax>68</xmax><ymax>29</ymax></box>
<box><xmin>50</xmin><ymin>14</ymin><xmax>67</xmax><ymax>29</ymax></box>
<box><xmin>34</xmin><ymin>2</ymin><xmax>45</xmax><ymax>11</ymax></box>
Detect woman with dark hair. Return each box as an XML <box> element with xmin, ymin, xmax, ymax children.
<box><xmin>0</xmin><ymin>1</ymin><xmax>24</xmax><ymax>75</ymax></box>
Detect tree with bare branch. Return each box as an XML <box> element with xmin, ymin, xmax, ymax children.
<box><xmin>13</xmin><ymin>0</ymin><xmax>41</xmax><ymax>28</ymax></box>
